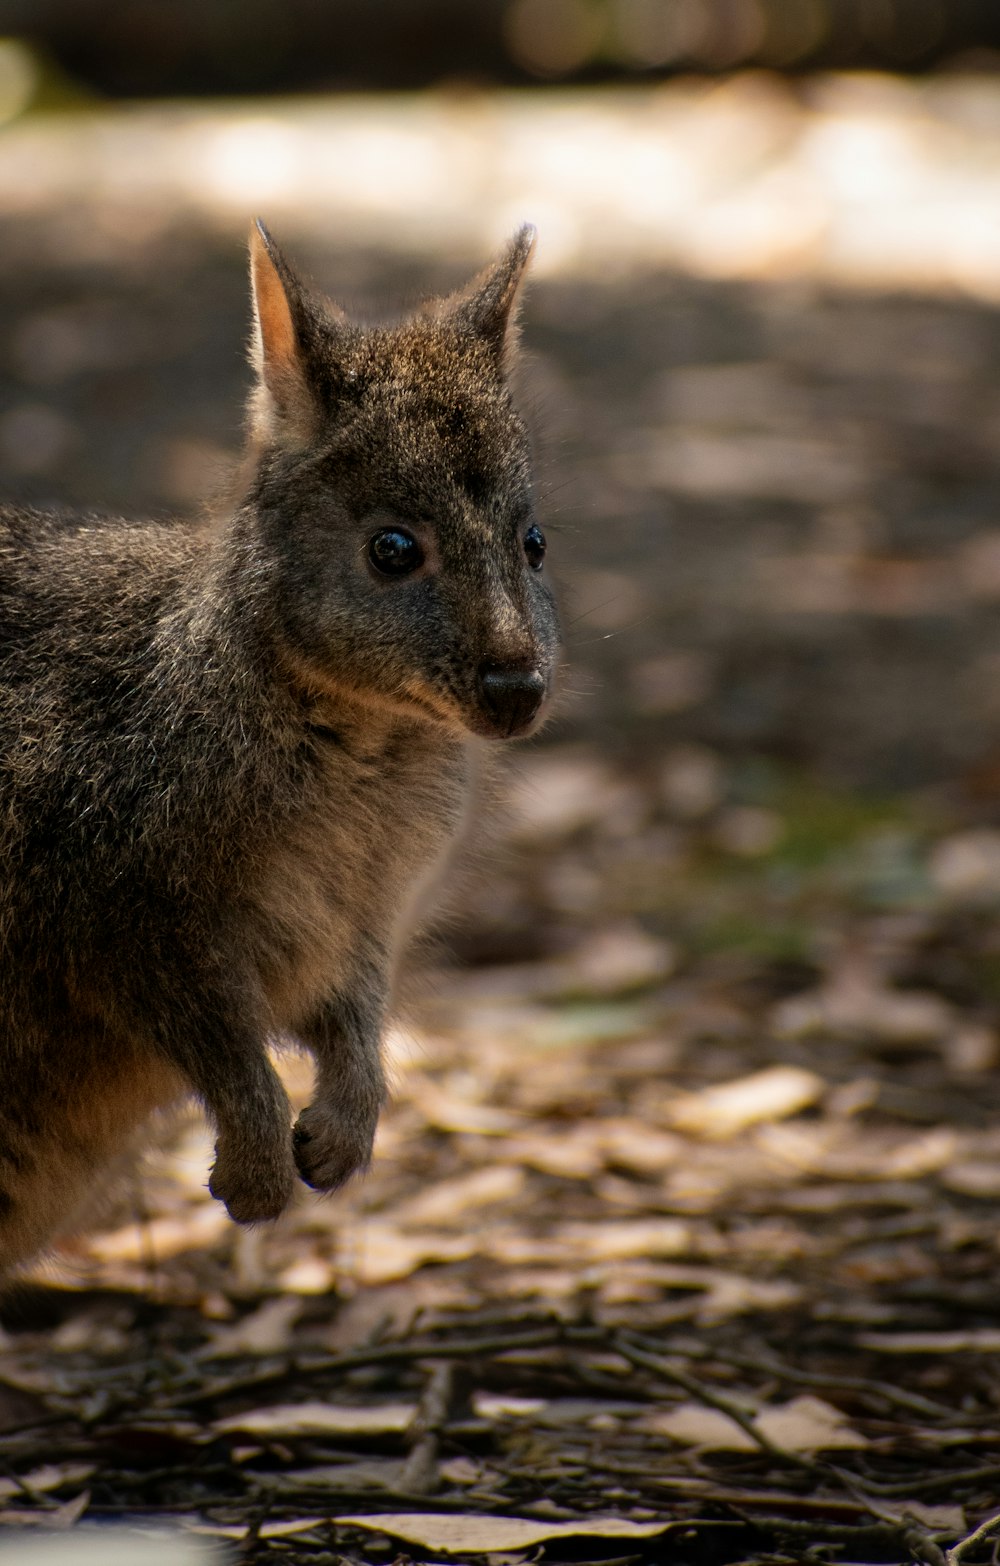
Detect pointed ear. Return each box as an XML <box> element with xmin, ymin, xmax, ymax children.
<box><xmin>442</xmin><ymin>224</ymin><xmax>536</xmax><ymax>360</ymax></box>
<box><xmin>248</xmin><ymin>219</ymin><xmax>317</xmax><ymax>447</ymax></box>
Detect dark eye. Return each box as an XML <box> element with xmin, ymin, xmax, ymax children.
<box><xmin>368</xmin><ymin>528</ymin><xmax>424</xmax><ymax>577</ymax></box>
<box><xmin>523</xmin><ymin>523</ymin><xmax>546</xmax><ymax>570</ymax></box>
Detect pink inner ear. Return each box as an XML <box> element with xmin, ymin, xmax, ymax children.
<box><xmin>250</xmin><ymin>227</ymin><xmax>299</xmax><ymax>381</ymax></box>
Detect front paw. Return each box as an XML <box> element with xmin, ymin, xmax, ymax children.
<box><xmin>293</xmin><ymin>1096</ymin><xmax>380</xmax><ymax>1192</ymax></box>
<box><xmin>209</xmin><ymin>1134</ymin><xmax>296</xmax><ymax>1225</ymax></box>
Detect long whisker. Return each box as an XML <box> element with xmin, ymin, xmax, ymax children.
<box><xmin>562</xmin><ymin>593</ymin><xmax>630</xmax><ymax>629</ymax></box>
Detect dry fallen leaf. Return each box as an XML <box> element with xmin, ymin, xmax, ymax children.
<box><xmin>553</xmin><ymin>1218</ymin><xmax>692</xmax><ymax>1261</ymax></box>
<box><xmin>759</xmin><ymin>1122</ymin><xmax>956</xmax><ymax>1181</ymax></box>
<box><xmin>597</xmin><ymin>1261</ymin><xmax>802</xmax><ymax>1320</ymax></box>
<box><xmin>214</xmin><ymin>1401</ymin><xmax>417</xmax><ymax>1437</ymax></box>
<box><xmin>472</xmin><ymin>1393</ymin><xmax>546</xmax><ymax>1418</ymax></box>
<box><xmin>501</xmin><ymin>1119</ymin><xmax>684</xmax><ymax>1180</ymax></box>
<box><xmin>272</xmin><ymin>1461</ymin><xmax>405</xmax><ymax>1492</ymax></box>
<box><xmin>643</xmin><ymin>1395</ymin><xmax>866</xmax><ymax>1452</ymax></box>
<box><xmin>277</xmin><ymin>1252</ymin><xmax>337</xmax><ymax>1294</ymax></box>
<box><xmin>596</xmin><ymin>1119</ymin><xmax>686</xmax><ymax>1174</ymax></box>
<box><xmin>885</xmin><ymin>1502</ymin><xmax>965</xmax><ymax>1531</ymax></box>
<box><xmin>940</xmin><ymin>1160</ymin><xmax>1000</xmax><ymax>1198</ymax></box>
<box><xmin>85</xmin><ymin>1203</ymin><xmax>227</xmax><ymax>1263</ymax></box>
<box><xmin>347</xmin><ymin>1223</ymin><xmax>479</xmax><ymax>1286</ymax></box>
<box><xmin>443</xmin><ymin>925</ymin><xmax>675</xmax><ymax>1005</ymax></box>
<box><xmin>494</xmin><ymin>1126</ymin><xmax>605</xmax><ymax>1179</ymax></box>
<box><xmin>929</xmin><ymin>829</ymin><xmax>1000</xmax><ymax>901</ymax></box>
<box><xmin>190</xmin><ymin>1516</ymin><xmax>326</xmax><ymax>1540</ymax></box>
<box><xmin>200</xmin><ymin>1294</ymin><xmax>302</xmax><ymax>1358</ymax></box>
<box><xmin>404</xmin><ymin>1079</ymin><xmax>522</xmax><ymax>1135</ymax></box>
<box><xmin>390</xmin><ymin>1164</ymin><xmax>526</xmax><ymax>1227</ymax></box>
<box><xmin>642</xmin><ymin>1403</ymin><xmax>759</xmax><ymax>1451</ymax></box>
<box><xmin>772</xmin><ymin>966</ymin><xmax>954</xmax><ymax>1044</ymax></box>
<box><xmin>857</xmin><ymin>1329</ymin><xmax>1000</xmax><ymax>1353</ymax></box>
<box><xmin>325</xmin><ymin>1277</ymin><xmax>475</xmax><ymax>1351</ymax></box>
<box><xmin>438</xmin><ymin>1456</ymin><xmax>500</xmax><ymax>1487</ymax></box>
<box><xmin>334</xmin><ymin>1511</ymin><xmax>670</xmax><ymax>1552</ymax></box>
<box><xmin>1</xmin><ymin>1493</ymin><xmax>90</xmax><ymax>1535</ymax></box>
<box><xmin>0</xmin><ymin>1466</ymin><xmax>94</xmax><ymax>1502</ymax></box>
<box><xmin>473</xmin><ymin>1394</ymin><xmax>645</xmax><ymax>1426</ymax></box>
<box><xmin>556</xmin><ymin>924</ymin><xmax>677</xmax><ymax>996</ymax></box>
<box><xmin>756</xmin><ymin>1396</ymin><xmax>868</xmax><ymax>1452</ymax></box>
<box><xmin>668</xmin><ymin>1066</ymin><xmax>825</xmax><ymax>1137</ymax></box>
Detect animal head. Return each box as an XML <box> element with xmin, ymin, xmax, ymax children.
<box><xmin>245</xmin><ymin>222</ymin><xmax>559</xmax><ymax>741</ymax></box>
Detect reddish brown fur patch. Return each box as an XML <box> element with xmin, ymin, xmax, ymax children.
<box><xmin>0</xmin><ymin>1038</ymin><xmax>185</xmax><ymax>1273</ymax></box>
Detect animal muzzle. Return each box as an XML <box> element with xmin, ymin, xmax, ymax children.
<box><xmin>476</xmin><ymin>662</ymin><xmax>546</xmax><ymax>738</ymax></box>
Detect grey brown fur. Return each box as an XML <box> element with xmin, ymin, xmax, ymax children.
<box><xmin>0</xmin><ymin>224</ymin><xmax>559</xmax><ymax>1272</ymax></box>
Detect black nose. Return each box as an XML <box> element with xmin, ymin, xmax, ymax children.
<box><xmin>477</xmin><ymin>664</ymin><xmax>545</xmax><ymax>737</ymax></box>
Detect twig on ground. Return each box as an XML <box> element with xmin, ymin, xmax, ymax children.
<box><xmin>947</xmin><ymin>1511</ymin><xmax>1000</xmax><ymax>1566</ymax></box>
<box><xmin>733</xmin><ymin>1511</ymin><xmax>950</xmax><ymax>1559</ymax></box>
<box><xmin>828</xmin><ymin>1464</ymin><xmax>1000</xmax><ymax>1501</ymax></box>
<box><xmin>397</xmin><ymin>1360</ymin><xmax>456</xmax><ymax>1495</ymax></box>
<box><xmin>661</xmin><ymin>1336</ymin><xmax>970</xmax><ymax>1423</ymax></box>
<box><xmin>184</xmin><ymin>1325</ymin><xmax>584</xmax><ymax>1410</ymax></box>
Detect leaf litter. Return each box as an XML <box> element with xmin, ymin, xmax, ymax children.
<box><xmin>4</xmin><ymin>751</ymin><xmax>1000</xmax><ymax>1566</ymax></box>
<box><xmin>7</xmin><ymin>118</ymin><xmax>1000</xmax><ymax>1563</ymax></box>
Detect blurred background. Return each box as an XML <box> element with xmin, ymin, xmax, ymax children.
<box><xmin>6</xmin><ymin>3</ymin><xmax>1000</xmax><ymax>1554</ymax></box>
<box><xmin>5</xmin><ymin>2</ymin><xmax>1000</xmax><ymax>956</ymax></box>
<box><xmin>5</xmin><ymin>1</ymin><xmax>1000</xmax><ymax>799</ymax></box>
<box><xmin>7</xmin><ymin>0</ymin><xmax>1000</xmax><ymax>93</ymax></box>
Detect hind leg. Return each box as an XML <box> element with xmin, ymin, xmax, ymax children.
<box><xmin>0</xmin><ymin>1032</ymin><xmax>186</xmax><ymax>1277</ymax></box>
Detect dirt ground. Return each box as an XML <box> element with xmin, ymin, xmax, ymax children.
<box><xmin>3</xmin><ymin>80</ymin><xmax>1000</xmax><ymax>1565</ymax></box>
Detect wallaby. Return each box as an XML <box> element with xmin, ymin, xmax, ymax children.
<box><xmin>0</xmin><ymin>222</ymin><xmax>559</xmax><ymax>1273</ymax></box>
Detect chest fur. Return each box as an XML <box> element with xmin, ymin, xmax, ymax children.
<box><xmin>250</xmin><ymin>728</ymin><xmax>471</xmax><ymax>1030</ymax></box>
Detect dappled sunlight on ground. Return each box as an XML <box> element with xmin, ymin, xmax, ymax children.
<box><xmin>5</xmin><ymin>75</ymin><xmax>1000</xmax><ymax>295</ymax></box>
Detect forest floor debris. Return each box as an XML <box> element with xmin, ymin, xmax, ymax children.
<box><xmin>3</xmin><ymin>749</ymin><xmax>1000</xmax><ymax>1563</ymax></box>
